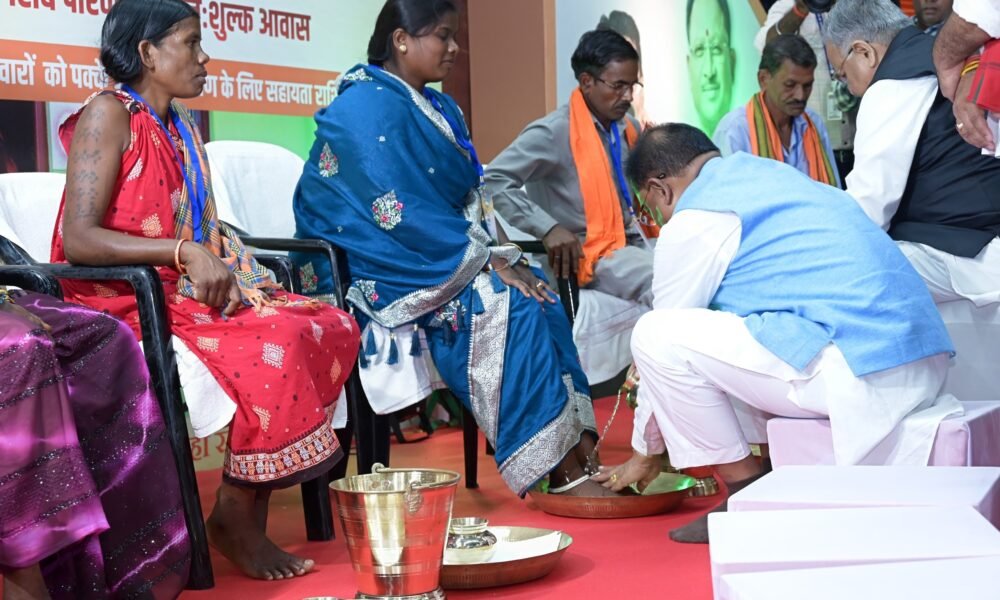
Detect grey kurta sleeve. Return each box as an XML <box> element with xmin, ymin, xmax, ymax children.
<box><xmin>485</xmin><ymin>118</ymin><xmax>562</xmax><ymax>239</ymax></box>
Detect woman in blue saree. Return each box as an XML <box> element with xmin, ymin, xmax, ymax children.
<box><xmin>294</xmin><ymin>0</ymin><xmax>616</xmax><ymax>497</ymax></box>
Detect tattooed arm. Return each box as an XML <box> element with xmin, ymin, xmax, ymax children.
<box><xmin>62</xmin><ymin>95</ymin><xmax>241</xmax><ymax>313</ymax></box>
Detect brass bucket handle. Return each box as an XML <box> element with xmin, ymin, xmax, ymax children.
<box><xmin>371</xmin><ymin>463</ymin><xmax>432</xmax><ymax>513</ymax></box>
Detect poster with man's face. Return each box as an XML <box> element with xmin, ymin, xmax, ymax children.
<box><xmin>556</xmin><ymin>0</ymin><xmax>760</xmax><ymax>137</ymax></box>
<box><xmin>686</xmin><ymin>0</ymin><xmax>736</xmax><ymax>136</ymax></box>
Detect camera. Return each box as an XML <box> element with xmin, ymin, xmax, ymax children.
<box><xmin>804</xmin><ymin>0</ymin><xmax>835</xmax><ymax>13</ymax></box>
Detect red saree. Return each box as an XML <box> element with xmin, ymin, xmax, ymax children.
<box><xmin>51</xmin><ymin>91</ymin><xmax>360</xmax><ymax>488</ymax></box>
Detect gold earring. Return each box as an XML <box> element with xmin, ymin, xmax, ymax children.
<box><xmin>399</xmin><ymin>44</ymin><xmax>407</xmax><ymax>53</ymax></box>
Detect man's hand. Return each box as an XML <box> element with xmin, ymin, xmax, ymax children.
<box><xmin>591</xmin><ymin>451</ymin><xmax>661</xmax><ymax>493</ymax></box>
<box><xmin>542</xmin><ymin>225</ymin><xmax>582</xmax><ymax>280</ymax></box>
<box><xmin>954</xmin><ymin>70</ymin><xmax>996</xmax><ymax>152</ymax></box>
<box><xmin>934</xmin><ymin>13</ymin><xmax>992</xmax><ymax>101</ymax></box>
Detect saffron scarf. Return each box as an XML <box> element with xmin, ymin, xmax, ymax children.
<box><xmin>746</xmin><ymin>92</ymin><xmax>837</xmax><ymax>186</ymax></box>
<box><xmin>167</xmin><ymin>100</ymin><xmax>294</xmax><ymax>311</ymax></box>
<box><xmin>569</xmin><ymin>88</ymin><xmax>655</xmax><ymax>286</ymax></box>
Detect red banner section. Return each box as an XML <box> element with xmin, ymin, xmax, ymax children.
<box><xmin>0</xmin><ymin>39</ymin><xmax>340</xmax><ymax>116</ymax></box>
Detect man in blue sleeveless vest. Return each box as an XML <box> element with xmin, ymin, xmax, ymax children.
<box><xmin>823</xmin><ymin>0</ymin><xmax>1000</xmax><ymax>308</ymax></box>
<box><xmin>592</xmin><ymin>124</ymin><xmax>957</xmax><ymax>544</ymax></box>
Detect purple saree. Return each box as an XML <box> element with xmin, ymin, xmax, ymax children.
<box><xmin>0</xmin><ymin>292</ymin><xmax>189</xmax><ymax>599</ymax></box>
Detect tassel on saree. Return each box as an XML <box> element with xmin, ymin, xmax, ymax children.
<box><xmin>387</xmin><ymin>331</ymin><xmax>399</xmax><ymax>365</ymax></box>
<box><xmin>409</xmin><ymin>324</ymin><xmax>422</xmax><ymax>357</ymax></box>
<box><xmin>364</xmin><ymin>325</ymin><xmax>378</xmax><ymax>357</ymax></box>
<box><xmin>471</xmin><ymin>288</ymin><xmax>485</xmax><ymax>315</ymax></box>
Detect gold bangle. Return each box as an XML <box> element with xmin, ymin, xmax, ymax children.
<box><xmin>962</xmin><ymin>61</ymin><xmax>980</xmax><ymax>77</ymax></box>
<box><xmin>174</xmin><ymin>239</ymin><xmax>188</xmax><ymax>274</ymax></box>
<box><xmin>488</xmin><ymin>259</ymin><xmax>511</xmax><ymax>272</ymax></box>
<box><xmin>0</xmin><ymin>289</ymin><xmax>10</xmax><ymax>305</ymax></box>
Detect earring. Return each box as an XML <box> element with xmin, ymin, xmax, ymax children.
<box><xmin>399</xmin><ymin>44</ymin><xmax>407</xmax><ymax>53</ymax></box>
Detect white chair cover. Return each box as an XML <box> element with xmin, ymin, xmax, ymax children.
<box><xmin>0</xmin><ymin>172</ymin><xmax>66</xmax><ymax>261</ymax></box>
<box><xmin>205</xmin><ymin>140</ymin><xmax>304</xmax><ymax>237</ymax></box>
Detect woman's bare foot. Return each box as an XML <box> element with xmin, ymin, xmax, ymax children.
<box><xmin>554</xmin><ymin>478</ymin><xmax>631</xmax><ymax>497</ymax></box>
<box><xmin>4</xmin><ymin>564</ymin><xmax>50</xmax><ymax>600</ymax></box>
<box><xmin>206</xmin><ymin>483</ymin><xmax>315</xmax><ymax>580</ymax></box>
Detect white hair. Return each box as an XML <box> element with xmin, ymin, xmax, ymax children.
<box><xmin>822</xmin><ymin>0</ymin><xmax>912</xmax><ymax>54</ymax></box>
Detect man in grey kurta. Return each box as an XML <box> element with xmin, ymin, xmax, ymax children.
<box><xmin>485</xmin><ymin>30</ymin><xmax>654</xmax><ymax>306</ymax></box>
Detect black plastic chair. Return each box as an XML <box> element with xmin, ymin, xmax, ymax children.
<box><xmin>0</xmin><ymin>235</ymin><xmax>348</xmax><ymax>589</ymax></box>
<box><xmin>233</xmin><ymin>231</ymin><xmax>581</xmax><ymax>489</ymax></box>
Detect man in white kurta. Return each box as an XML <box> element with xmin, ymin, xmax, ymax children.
<box><xmin>823</xmin><ymin>0</ymin><xmax>1000</xmax><ymax>308</ymax></box>
<box><xmin>594</xmin><ymin>124</ymin><xmax>958</xmax><ymax>544</ymax></box>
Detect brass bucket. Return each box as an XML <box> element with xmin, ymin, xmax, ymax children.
<box><xmin>331</xmin><ymin>463</ymin><xmax>461</xmax><ymax>598</ymax></box>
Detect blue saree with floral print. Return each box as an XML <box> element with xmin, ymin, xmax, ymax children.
<box><xmin>293</xmin><ymin>64</ymin><xmax>595</xmax><ymax>495</ymax></box>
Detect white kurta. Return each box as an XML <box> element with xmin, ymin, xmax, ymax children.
<box><xmin>631</xmin><ymin>209</ymin><xmax>960</xmax><ymax>468</ymax></box>
<box><xmin>848</xmin><ymin>75</ymin><xmax>1000</xmax><ymax>305</ymax></box>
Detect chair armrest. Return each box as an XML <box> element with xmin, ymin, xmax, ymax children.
<box><xmin>255</xmin><ymin>254</ymin><xmax>295</xmax><ymax>291</ymax></box>
<box><xmin>0</xmin><ymin>265</ymin><xmax>64</xmax><ymax>298</ymax></box>
<box><xmin>509</xmin><ymin>240</ymin><xmax>579</xmax><ymax>324</ymax></box>
<box><xmin>237</xmin><ymin>235</ymin><xmax>347</xmax><ymax>308</ymax></box>
<box><xmin>11</xmin><ymin>263</ymin><xmax>171</xmax><ymax>358</ymax></box>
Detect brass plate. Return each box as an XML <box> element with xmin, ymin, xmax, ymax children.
<box><xmin>528</xmin><ymin>473</ymin><xmax>697</xmax><ymax>519</ymax></box>
<box><xmin>440</xmin><ymin>526</ymin><xmax>573</xmax><ymax>590</ymax></box>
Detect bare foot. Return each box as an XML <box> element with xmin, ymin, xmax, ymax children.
<box><xmin>554</xmin><ymin>478</ymin><xmax>632</xmax><ymax>497</ymax></box>
<box><xmin>207</xmin><ymin>483</ymin><xmax>315</xmax><ymax>580</ymax></box>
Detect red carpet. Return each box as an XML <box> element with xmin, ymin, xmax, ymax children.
<box><xmin>181</xmin><ymin>396</ymin><xmax>719</xmax><ymax>599</ymax></box>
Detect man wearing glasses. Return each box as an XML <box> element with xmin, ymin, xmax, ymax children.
<box><xmin>594</xmin><ymin>123</ymin><xmax>956</xmax><ymax>543</ymax></box>
<box><xmin>824</xmin><ymin>0</ymin><xmax>1000</xmax><ymax>308</ymax></box>
<box><xmin>486</xmin><ymin>29</ymin><xmax>656</xmax><ymax>306</ymax></box>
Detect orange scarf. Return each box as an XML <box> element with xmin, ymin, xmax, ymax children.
<box><xmin>746</xmin><ymin>92</ymin><xmax>837</xmax><ymax>186</ymax></box>
<box><xmin>569</xmin><ymin>88</ymin><xmax>654</xmax><ymax>286</ymax></box>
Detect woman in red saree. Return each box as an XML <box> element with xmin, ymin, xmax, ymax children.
<box><xmin>51</xmin><ymin>0</ymin><xmax>359</xmax><ymax>581</ymax></box>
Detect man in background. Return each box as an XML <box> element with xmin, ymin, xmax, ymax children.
<box><xmin>486</xmin><ymin>30</ymin><xmax>656</xmax><ymax>305</ymax></box>
<box><xmin>913</xmin><ymin>0</ymin><xmax>953</xmax><ymax>36</ymax></box>
<box><xmin>756</xmin><ymin>0</ymin><xmax>858</xmax><ymax>182</ymax></box>
<box><xmin>714</xmin><ymin>34</ymin><xmax>839</xmax><ymax>186</ymax></box>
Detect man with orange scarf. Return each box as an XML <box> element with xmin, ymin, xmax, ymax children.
<box><xmin>714</xmin><ymin>34</ymin><xmax>840</xmax><ymax>187</ymax></box>
<box><xmin>486</xmin><ymin>29</ymin><xmax>657</xmax><ymax>305</ymax></box>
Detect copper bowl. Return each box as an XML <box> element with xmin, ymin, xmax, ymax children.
<box><xmin>440</xmin><ymin>526</ymin><xmax>572</xmax><ymax>589</ymax></box>
<box><xmin>527</xmin><ymin>473</ymin><xmax>697</xmax><ymax>519</ymax></box>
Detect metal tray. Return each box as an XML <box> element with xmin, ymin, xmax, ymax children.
<box><xmin>527</xmin><ymin>473</ymin><xmax>697</xmax><ymax>519</ymax></box>
<box><xmin>440</xmin><ymin>526</ymin><xmax>572</xmax><ymax>590</ymax></box>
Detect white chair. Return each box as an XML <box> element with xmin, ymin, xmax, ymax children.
<box><xmin>205</xmin><ymin>140</ymin><xmax>304</xmax><ymax>238</ymax></box>
<box><xmin>0</xmin><ymin>172</ymin><xmax>65</xmax><ymax>261</ymax></box>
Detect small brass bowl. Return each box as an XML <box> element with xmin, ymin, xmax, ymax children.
<box><xmin>445</xmin><ymin>517</ymin><xmax>498</xmax><ymax>564</ymax></box>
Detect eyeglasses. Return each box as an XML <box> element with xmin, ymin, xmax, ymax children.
<box><xmin>833</xmin><ymin>48</ymin><xmax>855</xmax><ymax>83</ymax></box>
<box><xmin>594</xmin><ymin>76</ymin><xmax>643</xmax><ymax>97</ymax></box>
